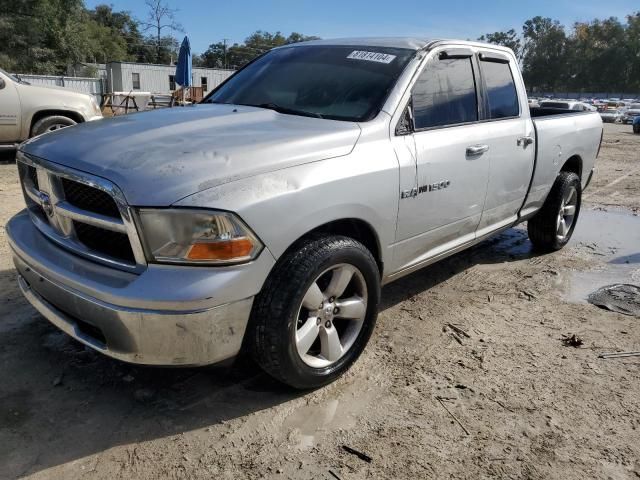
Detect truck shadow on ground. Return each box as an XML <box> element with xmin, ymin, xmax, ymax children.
<box><xmin>0</xmin><ymin>150</ymin><xmax>16</xmax><ymax>163</ymax></box>
<box><xmin>0</xmin><ymin>226</ymin><xmax>540</xmax><ymax>477</ymax></box>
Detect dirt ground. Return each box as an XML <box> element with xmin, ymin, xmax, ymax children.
<box><xmin>1</xmin><ymin>123</ymin><xmax>639</xmax><ymax>480</ymax></box>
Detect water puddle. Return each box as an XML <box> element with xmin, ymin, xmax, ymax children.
<box><xmin>563</xmin><ymin>208</ymin><xmax>640</xmax><ymax>303</ymax></box>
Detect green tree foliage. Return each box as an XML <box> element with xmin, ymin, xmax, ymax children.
<box><xmin>478</xmin><ymin>29</ymin><xmax>522</xmax><ymax>59</ymax></box>
<box><xmin>569</xmin><ymin>18</ymin><xmax>628</xmax><ymax>91</ymax></box>
<box><xmin>1</xmin><ymin>0</ymin><xmax>637</xmax><ymax>94</ymax></box>
<box><xmin>628</xmin><ymin>13</ymin><xmax>640</xmax><ymax>91</ymax></box>
<box><xmin>0</xmin><ymin>1</ymin><xmax>181</xmax><ymax>73</ymax></box>
<box><xmin>0</xmin><ymin>0</ymin><xmax>88</xmax><ymax>73</ymax></box>
<box><xmin>480</xmin><ymin>13</ymin><xmax>640</xmax><ymax>92</ymax></box>
<box><xmin>521</xmin><ymin>17</ymin><xmax>569</xmax><ymax>91</ymax></box>
<box><xmin>201</xmin><ymin>31</ymin><xmax>320</xmax><ymax>69</ymax></box>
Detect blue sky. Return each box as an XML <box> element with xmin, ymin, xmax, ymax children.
<box><xmin>85</xmin><ymin>0</ymin><xmax>639</xmax><ymax>54</ymax></box>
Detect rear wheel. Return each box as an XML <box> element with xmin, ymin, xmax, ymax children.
<box><xmin>528</xmin><ymin>171</ymin><xmax>581</xmax><ymax>252</ymax></box>
<box><xmin>31</xmin><ymin>115</ymin><xmax>76</xmax><ymax>137</ymax></box>
<box><xmin>248</xmin><ymin>236</ymin><xmax>380</xmax><ymax>389</ymax></box>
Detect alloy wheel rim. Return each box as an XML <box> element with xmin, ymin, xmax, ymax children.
<box><xmin>295</xmin><ymin>263</ymin><xmax>368</xmax><ymax>368</ymax></box>
<box><xmin>556</xmin><ymin>186</ymin><xmax>577</xmax><ymax>241</ymax></box>
<box><xmin>46</xmin><ymin>124</ymin><xmax>69</xmax><ymax>132</ymax></box>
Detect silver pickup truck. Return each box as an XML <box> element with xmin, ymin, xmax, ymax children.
<box><xmin>7</xmin><ymin>38</ymin><xmax>603</xmax><ymax>388</ymax></box>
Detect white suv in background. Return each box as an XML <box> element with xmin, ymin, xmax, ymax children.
<box><xmin>0</xmin><ymin>68</ymin><xmax>102</xmax><ymax>148</ymax></box>
<box><xmin>539</xmin><ymin>100</ymin><xmax>596</xmax><ymax>112</ymax></box>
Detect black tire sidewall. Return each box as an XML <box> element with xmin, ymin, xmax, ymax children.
<box><xmin>252</xmin><ymin>236</ymin><xmax>380</xmax><ymax>389</ymax></box>
<box><xmin>284</xmin><ymin>246</ymin><xmax>379</xmax><ymax>385</ymax></box>
<box><xmin>528</xmin><ymin>171</ymin><xmax>582</xmax><ymax>251</ymax></box>
<box><xmin>31</xmin><ymin>116</ymin><xmax>76</xmax><ymax>137</ymax></box>
<box><xmin>554</xmin><ymin>174</ymin><xmax>582</xmax><ymax>249</ymax></box>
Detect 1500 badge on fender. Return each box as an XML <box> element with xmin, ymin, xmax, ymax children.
<box><xmin>401</xmin><ymin>180</ymin><xmax>451</xmax><ymax>198</ymax></box>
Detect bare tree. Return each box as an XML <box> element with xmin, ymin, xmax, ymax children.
<box><xmin>140</xmin><ymin>0</ymin><xmax>183</xmax><ymax>63</ymax></box>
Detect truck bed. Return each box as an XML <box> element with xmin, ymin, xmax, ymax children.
<box><xmin>520</xmin><ymin>108</ymin><xmax>603</xmax><ymax>218</ymax></box>
<box><xmin>530</xmin><ymin>107</ymin><xmax>589</xmax><ymax>118</ymax></box>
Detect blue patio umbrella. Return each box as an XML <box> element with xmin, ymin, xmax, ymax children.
<box><xmin>175</xmin><ymin>36</ymin><xmax>192</xmax><ymax>102</ymax></box>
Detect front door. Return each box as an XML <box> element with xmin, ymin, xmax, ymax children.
<box><xmin>0</xmin><ymin>72</ymin><xmax>21</xmax><ymax>143</ymax></box>
<box><xmin>393</xmin><ymin>50</ymin><xmax>490</xmax><ymax>273</ymax></box>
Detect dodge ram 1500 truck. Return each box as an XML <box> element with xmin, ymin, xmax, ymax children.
<box><xmin>7</xmin><ymin>38</ymin><xmax>603</xmax><ymax>388</ymax></box>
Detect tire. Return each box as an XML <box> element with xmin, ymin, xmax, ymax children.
<box><xmin>634</xmin><ymin>125</ymin><xmax>640</xmax><ymax>134</ymax></box>
<box><xmin>31</xmin><ymin>115</ymin><xmax>76</xmax><ymax>137</ymax></box>
<box><xmin>528</xmin><ymin>171</ymin><xmax>581</xmax><ymax>252</ymax></box>
<box><xmin>248</xmin><ymin>235</ymin><xmax>380</xmax><ymax>389</ymax></box>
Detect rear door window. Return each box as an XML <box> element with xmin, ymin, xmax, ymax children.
<box><xmin>481</xmin><ymin>60</ymin><xmax>519</xmax><ymax>119</ymax></box>
<box><xmin>412</xmin><ymin>57</ymin><xmax>478</xmax><ymax>129</ymax></box>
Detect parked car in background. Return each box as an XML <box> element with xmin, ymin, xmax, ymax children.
<box><xmin>539</xmin><ymin>100</ymin><xmax>595</xmax><ymax>112</ymax></box>
<box><xmin>7</xmin><ymin>38</ymin><xmax>603</xmax><ymax>388</ymax></box>
<box><xmin>622</xmin><ymin>103</ymin><xmax>640</xmax><ymax>124</ymax></box>
<box><xmin>528</xmin><ymin>98</ymin><xmax>540</xmax><ymax>108</ymax></box>
<box><xmin>0</xmin><ymin>68</ymin><xmax>102</xmax><ymax>149</ymax></box>
<box><xmin>634</xmin><ymin>116</ymin><xmax>640</xmax><ymax>134</ymax></box>
<box><xmin>600</xmin><ymin>104</ymin><xmax>624</xmax><ymax>123</ymax></box>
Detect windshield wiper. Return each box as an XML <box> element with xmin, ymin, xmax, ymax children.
<box><xmin>253</xmin><ymin>103</ymin><xmax>324</xmax><ymax>119</ymax></box>
<box><xmin>207</xmin><ymin>101</ymin><xmax>324</xmax><ymax>119</ymax></box>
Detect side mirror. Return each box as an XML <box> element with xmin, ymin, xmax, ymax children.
<box><xmin>0</xmin><ymin>78</ymin><xmax>5</xmax><ymax>89</ymax></box>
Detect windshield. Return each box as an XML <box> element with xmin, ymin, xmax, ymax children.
<box><xmin>204</xmin><ymin>45</ymin><xmax>415</xmax><ymax>122</ymax></box>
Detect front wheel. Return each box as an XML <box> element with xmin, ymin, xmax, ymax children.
<box><xmin>528</xmin><ymin>171</ymin><xmax>581</xmax><ymax>252</ymax></box>
<box><xmin>31</xmin><ymin>115</ymin><xmax>76</xmax><ymax>137</ymax></box>
<box><xmin>248</xmin><ymin>236</ymin><xmax>380</xmax><ymax>389</ymax></box>
<box><xmin>634</xmin><ymin>124</ymin><xmax>640</xmax><ymax>134</ymax></box>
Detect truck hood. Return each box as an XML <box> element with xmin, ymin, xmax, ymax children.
<box><xmin>21</xmin><ymin>104</ymin><xmax>361</xmax><ymax>205</ymax></box>
<box><xmin>17</xmin><ymin>82</ymin><xmax>93</xmax><ymax>101</ymax></box>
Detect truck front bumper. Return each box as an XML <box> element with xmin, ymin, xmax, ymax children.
<box><xmin>7</xmin><ymin>210</ymin><xmax>275</xmax><ymax>366</ymax></box>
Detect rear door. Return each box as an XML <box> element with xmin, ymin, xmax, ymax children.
<box><xmin>474</xmin><ymin>51</ymin><xmax>535</xmax><ymax>237</ymax></box>
<box><xmin>392</xmin><ymin>48</ymin><xmax>490</xmax><ymax>273</ymax></box>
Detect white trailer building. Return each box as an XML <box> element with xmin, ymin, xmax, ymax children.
<box><xmin>106</xmin><ymin>62</ymin><xmax>234</xmax><ymax>94</ymax></box>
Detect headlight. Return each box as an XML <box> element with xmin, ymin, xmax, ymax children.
<box><xmin>89</xmin><ymin>96</ymin><xmax>102</xmax><ymax>116</ymax></box>
<box><xmin>137</xmin><ymin>209</ymin><xmax>263</xmax><ymax>265</ymax></box>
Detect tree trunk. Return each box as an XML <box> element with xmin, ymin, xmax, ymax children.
<box><xmin>156</xmin><ymin>25</ymin><xmax>161</xmax><ymax>63</ymax></box>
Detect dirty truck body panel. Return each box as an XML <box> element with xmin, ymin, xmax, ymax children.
<box><xmin>6</xmin><ymin>38</ymin><xmax>602</xmax><ymax>368</ymax></box>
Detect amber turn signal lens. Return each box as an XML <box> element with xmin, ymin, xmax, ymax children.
<box><xmin>186</xmin><ymin>238</ymin><xmax>254</xmax><ymax>261</ymax></box>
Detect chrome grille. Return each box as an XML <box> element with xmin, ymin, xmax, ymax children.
<box><xmin>73</xmin><ymin>221</ymin><xmax>135</xmax><ymax>261</ymax></box>
<box><xmin>17</xmin><ymin>152</ymin><xmax>146</xmax><ymax>272</ymax></box>
<box><xmin>27</xmin><ymin>164</ymin><xmax>39</xmax><ymax>190</ymax></box>
<box><xmin>61</xmin><ymin>178</ymin><xmax>121</xmax><ymax>218</ymax></box>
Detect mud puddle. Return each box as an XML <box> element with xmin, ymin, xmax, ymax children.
<box><xmin>282</xmin><ymin>378</ymin><xmax>381</xmax><ymax>449</ymax></box>
<box><xmin>563</xmin><ymin>207</ymin><xmax>640</xmax><ymax>303</ymax></box>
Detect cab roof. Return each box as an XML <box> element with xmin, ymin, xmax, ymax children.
<box><xmin>291</xmin><ymin>37</ymin><xmax>438</xmax><ymax>50</ymax></box>
<box><xmin>286</xmin><ymin>37</ymin><xmax>514</xmax><ymax>54</ymax></box>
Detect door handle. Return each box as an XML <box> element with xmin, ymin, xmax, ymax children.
<box><xmin>466</xmin><ymin>144</ymin><xmax>490</xmax><ymax>156</ymax></box>
<box><xmin>517</xmin><ymin>136</ymin><xmax>534</xmax><ymax>147</ymax></box>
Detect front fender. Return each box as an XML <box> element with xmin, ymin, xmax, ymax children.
<box><xmin>174</xmin><ymin>143</ymin><xmax>399</xmax><ymax>277</ymax></box>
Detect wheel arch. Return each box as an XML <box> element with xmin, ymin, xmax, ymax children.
<box><xmin>279</xmin><ymin>218</ymin><xmax>383</xmax><ymax>275</ymax></box>
<box><xmin>29</xmin><ymin>110</ymin><xmax>84</xmax><ymax>136</ymax></box>
<box><xmin>560</xmin><ymin>155</ymin><xmax>583</xmax><ymax>180</ymax></box>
